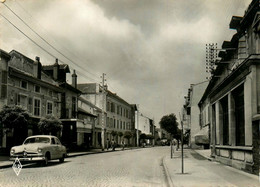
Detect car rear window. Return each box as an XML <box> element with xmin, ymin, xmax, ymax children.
<box><xmin>24</xmin><ymin>137</ymin><xmax>50</xmax><ymax>144</ymax></box>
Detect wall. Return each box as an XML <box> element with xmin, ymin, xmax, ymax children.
<box><xmin>190</xmin><ymin>82</ymin><xmax>208</xmax><ymax>148</ymax></box>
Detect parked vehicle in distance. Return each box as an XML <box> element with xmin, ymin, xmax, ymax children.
<box><xmin>10</xmin><ymin>135</ymin><xmax>67</xmax><ymax>166</ymax></box>
<box><xmin>161</xmin><ymin>139</ymin><xmax>170</xmax><ymax>146</ymax></box>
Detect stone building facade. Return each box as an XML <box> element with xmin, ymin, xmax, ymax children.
<box><xmin>199</xmin><ymin>0</ymin><xmax>260</xmax><ymax>174</ymax></box>
<box><xmin>78</xmin><ymin>83</ymin><xmax>134</xmax><ymax>147</ymax></box>
<box><xmin>0</xmin><ymin>49</ymin><xmax>63</xmax><ymax>150</ymax></box>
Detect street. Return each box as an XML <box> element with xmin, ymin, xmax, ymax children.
<box><xmin>0</xmin><ymin>147</ymin><xmax>259</xmax><ymax>187</ymax></box>
<box><xmin>0</xmin><ymin>147</ymin><xmax>168</xmax><ymax>187</ymax></box>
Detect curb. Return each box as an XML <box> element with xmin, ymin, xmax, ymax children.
<box><xmin>162</xmin><ymin>156</ymin><xmax>174</xmax><ymax>187</ymax></box>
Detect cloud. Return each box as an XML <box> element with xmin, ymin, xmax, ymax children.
<box><xmin>0</xmin><ymin>0</ymin><xmax>252</xmax><ymax>124</ymax></box>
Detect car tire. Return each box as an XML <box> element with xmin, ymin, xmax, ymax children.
<box><xmin>42</xmin><ymin>153</ymin><xmax>49</xmax><ymax>166</ymax></box>
<box><xmin>59</xmin><ymin>154</ymin><xmax>65</xmax><ymax>163</ymax></box>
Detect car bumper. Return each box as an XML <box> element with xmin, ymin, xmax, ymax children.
<box><xmin>10</xmin><ymin>156</ymin><xmax>45</xmax><ymax>162</ymax></box>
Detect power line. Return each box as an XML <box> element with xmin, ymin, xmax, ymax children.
<box><xmin>0</xmin><ymin>13</ymin><xmax>99</xmax><ymax>83</ymax></box>
<box><xmin>13</xmin><ymin>0</ymin><xmax>101</xmax><ymax>80</ymax></box>
<box><xmin>3</xmin><ymin>2</ymin><xmax>101</xmax><ymax>81</ymax></box>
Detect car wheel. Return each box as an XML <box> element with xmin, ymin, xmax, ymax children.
<box><xmin>59</xmin><ymin>154</ymin><xmax>65</xmax><ymax>163</ymax></box>
<box><xmin>42</xmin><ymin>153</ymin><xmax>49</xmax><ymax>166</ymax></box>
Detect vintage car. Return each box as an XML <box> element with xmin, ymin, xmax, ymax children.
<box><xmin>10</xmin><ymin>135</ymin><xmax>67</xmax><ymax>166</ymax></box>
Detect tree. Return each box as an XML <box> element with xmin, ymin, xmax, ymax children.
<box><xmin>118</xmin><ymin>131</ymin><xmax>123</xmax><ymax>142</ymax></box>
<box><xmin>0</xmin><ymin>105</ymin><xmax>29</xmax><ymax>146</ymax></box>
<box><xmin>146</xmin><ymin>134</ymin><xmax>154</xmax><ymax>140</ymax></box>
<box><xmin>111</xmin><ymin>130</ymin><xmax>118</xmax><ymax>139</ymax></box>
<box><xmin>159</xmin><ymin>113</ymin><xmax>179</xmax><ymax>138</ymax></box>
<box><xmin>139</xmin><ymin>133</ymin><xmax>147</xmax><ymax>140</ymax></box>
<box><xmin>124</xmin><ymin>131</ymin><xmax>132</xmax><ymax>145</ymax></box>
<box><xmin>38</xmin><ymin>115</ymin><xmax>62</xmax><ymax>135</ymax></box>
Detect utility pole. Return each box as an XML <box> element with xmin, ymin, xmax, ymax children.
<box><xmin>179</xmin><ymin>112</ymin><xmax>184</xmax><ymax>174</ymax></box>
<box><xmin>136</xmin><ymin>105</ymin><xmax>139</xmax><ymax>147</ymax></box>
<box><xmin>101</xmin><ymin>73</ymin><xmax>106</xmax><ymax>151</ymax></box>
<box><xmin>205</xmin><ymin>43</ymin><xmax>218</xmax><ymax>80</ymax></box>
<box><xmin>152</xmin><ymin>117</ymin><xmax>155</xmax><ymax>147</ymax></box>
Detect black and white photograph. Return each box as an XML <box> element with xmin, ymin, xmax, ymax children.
<box><xmin>0</xmin><ymin>0</ymin><xmax>260</xmax><ymax>186</ymax></box>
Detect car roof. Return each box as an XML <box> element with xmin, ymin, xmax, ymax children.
<box><xmin>25</xmin><ymin>135</ymin><xmax>58</xmax><ymax>139</ymax></box>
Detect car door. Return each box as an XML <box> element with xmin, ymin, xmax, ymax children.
<box><xmin>54</xmin><ymin>138</ymin><xmax>63</xmax><ymax>158</ymax></box>
<box><xmin>50</xmin><ymin>138</ymin><xmax>58</xmax><ymax>159</ymax></box>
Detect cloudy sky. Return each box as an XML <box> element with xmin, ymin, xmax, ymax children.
<box><xmin>0</xmin><ymin>0</ymin><xmax>252</xmax><ymax>125</ymax></box>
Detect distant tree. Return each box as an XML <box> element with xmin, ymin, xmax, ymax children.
<box><xmin>146</xmin><ymin>134</ymin><xmax>154</xmax><ymax>140</ymax></box>
<box><xmin>0</xmin><ymin>105</ymin><xmax>29</xmax><ymax>145</ymax></box>
<box><xmin>38</xmin><ymin>115</ymin><xmax>62</xmax><ymax>135</ymax></box>
<box><xmin>118</xmin><ymin>131</ymin><xmax>123</xmax><ymax>142</ymax></box>
<box><xmin>139</xmin><ymin>133</ymin><xmax>147</xmax><ymax>140</ymax></box>
<box><xmin>111</xmin><ymin>130</ymin><xmax>118</xmax><ymax>139</ymax></box>
<box><xmin>124</xmin><ymin>131</ymin><xmax>132</xmax><ymax>144</ymax></box>
<box><xmin>159</xmin><ymin>113</ymin><xmax>179</xmax><ymax>138</ymax></box>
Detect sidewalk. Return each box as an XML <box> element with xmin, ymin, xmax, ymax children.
<box><xmin>163</xmin><ymin>149</ymin><xmax>259</xmax><ymax>187</ymax></box>
<box><xmin>0</xmin><ymin>146</ymin><xmax>139</xmax><ymax>169</ymax></box>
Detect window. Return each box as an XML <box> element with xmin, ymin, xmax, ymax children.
<box><xmin>34</xmin><ymin>85</ymin><xmax>41</xmax><ymax>93</ymax></box>
<box><xmin>21</xmin><ymin>81</ymin><xmax>28</xmax><ymax>89</ymax></box>
<box><xmin>107</xmin><ymin>102</ymin><xmax>110</xmax><ymax>112</ymax></box>
<box><xmin>233</xmin><ymin>85</ymin><xmax>245</xmax><ymax>146</ymax></box>
<box><xmin>120</xmin><ymin>121</ymin><xmax>122</xmax><ymax>129</ymax></box>
<box><xmin>47</xmin><ymin>101</ymin><xmax>53</xmax><ymax>115</ymax></box>
<box><xmin>114</xmin><ymin>119</ymin><xmax>116</xmax><ymax>128</ymax></box>
<box><xmin>220</xmin><ymin>96</ymin><xmax>229</xmax><ymax>145</ymax></box>
<box><xmin>34</xmin><ymin>98</ymin><xmax>41</xmax><ymax>116</ymax></box>
<box><xmin>117</xmin><ymin>106</ymin><xmax>120</xmax><ymax>114</ymax></box>
<box><xmin>28</xmin><ymin>97</ymin><xmax>33</xmax><ymax>113</ymax></box>
<box><xmin>51</xmin><ymin>138</ymin><xmax>55</xmax><ymax>144</ymax></box>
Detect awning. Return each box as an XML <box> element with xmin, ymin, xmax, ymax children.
<box><xmin>194</xmin><ymin>126</ymin><xmax>209</xmax><ymax>145</ymax></box>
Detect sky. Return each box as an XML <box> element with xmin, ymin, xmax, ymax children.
<box><xmin>0</xmin><ymin>0</ymin><xmax>252</xmax><ymax>125</ymax></box>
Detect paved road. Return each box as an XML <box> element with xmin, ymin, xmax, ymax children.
<box><xmin>0</xmin><ymin>147</ymin><xmax>169</xmax><ymax>187</ymax></box>
<box><xmin>1</xmin><ymin>147</ymin><xmax>259</xmax><ymax>187</ymax></box>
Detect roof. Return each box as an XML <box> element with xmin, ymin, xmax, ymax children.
<box><xmin>9</xmin><ymin>50</ymin><xmax>34</xmax><ymax>64</ymax></box>
<box><xmin>59</xmin><ymin>82</ymin><xmax>82</xmax><ymax>94</ymax></box>
<box><xmin>9</xmin><ymin>66</ymin><xmax>63</xmax><ymax>92</ymax></box>
<box><xmin>42</xmin><ymin>64</ymin><xmax>70</xmax><ymax>73</ymax></box>
<box><xmin>77</xmin><ymin>83</ymin><xmax>99</xmax><ymax>94</ymax></box>
<box><xmin>26</xmin><ymin>135</ymin><xmax>58</xmax><ymax>139</ymax></box>
<box><xmin>107</xmin><ymin>90</ymin><xmax>131</xmax><ymax>106</ymax></box>
<box><xmin>0</xmin><ymin>49</ymin><xmax>11</xmax><ymax>60</ymax></box>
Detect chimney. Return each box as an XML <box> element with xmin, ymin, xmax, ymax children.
<box><xmin>53</xmin><ymin>58</ymin><xmax>59</xmax><ymax>80</ymax></box>
<box><xmin>33</xmin><ymin>56</ymin><xmax>42</xmax><ymax>79</ymax></box>
<box><xmin>72</xmin><ymin>69</ymin><xmax>77</xmax><ymax>88</ymax></box>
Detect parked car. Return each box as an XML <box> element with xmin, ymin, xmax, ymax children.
<box><xmin>10</xmin><ymin>135</ymin><xmax>67</xmax><ymax>166</ymax></box>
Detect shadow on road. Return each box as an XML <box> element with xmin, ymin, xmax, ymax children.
<box><xmin>190</xmin><ymin>151</ymin><xmax>207</xmax><ymax>160</ymax></box>
<box><xmin>21</xmin><ymin>161</ymin><xmax>70</xmax><ymax>169</ymax></box>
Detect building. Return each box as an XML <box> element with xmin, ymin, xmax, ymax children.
<box><xmin>77</xmin><ymin>96</ymin><xmax>101</xmax><ymax>149</ymax></box>
<box><xmin>199</xmin><ymin>0</ymin><xmax>260</xmax><ymax>174</ymax></box>
<box><xmin>78</xmin><ymin>83</ymin><xmax>134</xmax><ymax>147</ymax></box>
<box><xmin>182</xmin><ymin>81</ymin><xmax>208</xmax><ymax>149</ymax></box>
<box><xmin>0</xmin><ymin>49</ymin><xmax>63</xmax><ymax>151</ymax></box>
<box><xmin>42</xmin><ymin>62</ymin><xmax>82</xmax><ymax>150</ymax></box>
